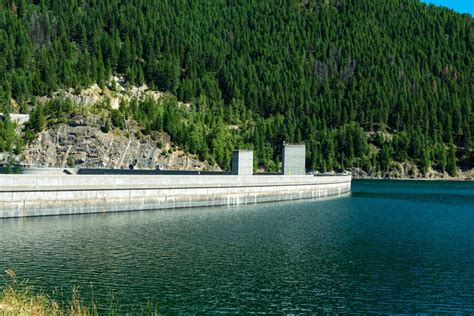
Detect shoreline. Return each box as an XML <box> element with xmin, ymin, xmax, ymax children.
<box><xmin>352</xmin><ymin>176</ymin><xmax>472</xmax><ymax>182</ymax></box>
<box><xmin>350</xmin><ymin>168</ymin><xmax>473</xmax><ymax>182</ymax></box>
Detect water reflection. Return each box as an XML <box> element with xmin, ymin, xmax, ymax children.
<box><xmin>1</xmin><ymin>181</ymin><xmax>473</xmax><ymax>313</ymax></box>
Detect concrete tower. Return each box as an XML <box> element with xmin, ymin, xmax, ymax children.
<box><xmin>232</xmin><ymin>150</ymin><xmax>254</xmax><ymax>175</ymax></box>
<box><xmin>282</xmin><ymin>143</ymin><xmax>306</xmax><ymax>175</ymax></box>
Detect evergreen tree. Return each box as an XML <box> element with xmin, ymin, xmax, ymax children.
<box><xmin>0</xmin><ymin>0</ymin><xmax>471</xmax><ymax>173</ymax></box>
<box><xmin>447</xmin><ymin>145</ymin><xmax>458</xmax><ymax>176</ymax></box>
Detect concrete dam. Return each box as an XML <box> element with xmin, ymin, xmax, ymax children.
<box><xmin>0</xmin><ymin>144</ymin><xmax>351</xmax><ymax>218</ymax></box>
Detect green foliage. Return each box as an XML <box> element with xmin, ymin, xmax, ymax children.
<box><xmin>420</xmin><ymin>147</ymin><xmax>431</xmax><ymax>176</ymax></box>
<box><xmin>147</xmin><ymin>59</ymin><xmax>180</xmax><ymax>93</ymax></box>
<box><xmin>0</xmin><ymin>112</ymin><xmax>15</xmax><ymax>152</ymax></box>
<box><xmin>434</xmin><ymin>144</ymin><xmax>447</xmax><ymax>173</ymax></box>
<box><xmin>110</xmin><ymin>109</ymin><xmax>125</xmax><ymax>130</ymax></box>
<box><xmin>29</xmin><ymin>104</ymin><xmax>45</xmax><ymax>133</ymax></box>
<box><xmin>0</xmin><ymin>0</ymin><xmax>472</xmax><ymax>173</ymax></box>
<box><xmin>28</xmin><ymin>98</ymin><xmax>74</xmax><ymax>134</ymax></box>
<box><xmin>447</xmin><ymin>145</ymin><xmax>458</xmax><ymax>176</ymax></box>
<box><xmin>102</xmin><ymin>118</ymin><xmax>112</xmax><ymax>133</ymax></box>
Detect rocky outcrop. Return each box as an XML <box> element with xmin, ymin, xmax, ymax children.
<box><xmin>23</xmin><ymin>113</ymin><xmax>218</xmax><ymax>171</ymax></box>
<box><xmin>38</xmin><ymin>77</ymin><xmax>164</xmax><ymax>108</ymax></box>
<box><xmin>0</xmin><ymin>79</ymin><xmax>216</xmax><ymax>171</ymax></box>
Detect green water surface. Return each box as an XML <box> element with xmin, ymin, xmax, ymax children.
<box><xmin>1</xmin><ymin>180</ymin><xmax>473</xmax><ymax>313</ymax></box>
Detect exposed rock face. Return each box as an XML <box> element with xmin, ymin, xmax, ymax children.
<box><xmin>1</xmin><ymin>80</ymin><xmax>216</xmax><ymax>171</ymax></box>
<box><xmin>23</xmin><ymin>113</ymin><xmax>217</xmax><ymax>171</ymax></box>
<box><xmin>38</xmin><ymin>78</ymin><xmax>164</xmax><ymax>108</ymax></box>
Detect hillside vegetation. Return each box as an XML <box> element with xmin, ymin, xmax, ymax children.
<box><xmin>0</xmin><ymin>0</ymin><xmax>472</xmax><ymax>175</ymax></box>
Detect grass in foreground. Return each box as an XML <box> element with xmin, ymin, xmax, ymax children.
<box><xmin>0</xmin><ymin>269</ymin><xmax>158</xmax><ymax>315</ymax></box>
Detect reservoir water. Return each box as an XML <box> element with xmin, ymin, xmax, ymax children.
<box><xmin>1</xmin><ymin>180</ymin><xmax>473</xmax><ymax>313</ymax></box>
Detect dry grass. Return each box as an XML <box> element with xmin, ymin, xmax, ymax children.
<box><xmin>0</xmin><ymin>269</ymin><xmax>158</xmax><ymax>315</ymax></box>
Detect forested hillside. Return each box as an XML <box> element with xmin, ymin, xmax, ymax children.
<box><xmin>0</xmin><ymin>0</ymin><xmax>472</xmax><ymax>175</ymax></box>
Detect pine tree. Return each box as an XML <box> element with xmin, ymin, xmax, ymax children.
<box><xmin>447</xmin><ymin>145</ymin><xmax>458</xmax><ymax>176</ymax></box>
<box><xmin>30</xmin><ymin>105</ymin><xmax>46</xmax><ymax>133</ymax></box>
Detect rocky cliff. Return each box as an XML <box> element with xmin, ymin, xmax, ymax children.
<box><xmin>21</xmin><ymin>112</ymin><xmax>216</xmax><ymax>171</ymax></box>
<box><xmin>0</xmin><ymin>78</ymin><xmax>219</xmax><ymax>171</ymax></box>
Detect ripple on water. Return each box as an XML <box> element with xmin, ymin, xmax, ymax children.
<box><xmin>0</xmin><ymin>180</ymin><xmax>473</xmax><ymax>313</ymax></box>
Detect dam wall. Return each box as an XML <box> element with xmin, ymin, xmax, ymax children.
<box><xmin>0</xmin><ymin>174</ymin><xmax>351</xmax><ymax>218</ymax></box>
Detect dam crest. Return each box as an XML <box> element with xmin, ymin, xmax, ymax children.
<box><xmin>0</xmin><ymin>144</ymin><xmax>351</xmax><ymax>218</ymax></box>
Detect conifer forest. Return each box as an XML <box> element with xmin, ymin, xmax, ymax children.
<box><xmin>0</xmin><ymin>0</ymin><xmax>472</xmax><ymax>174</ymax></box>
